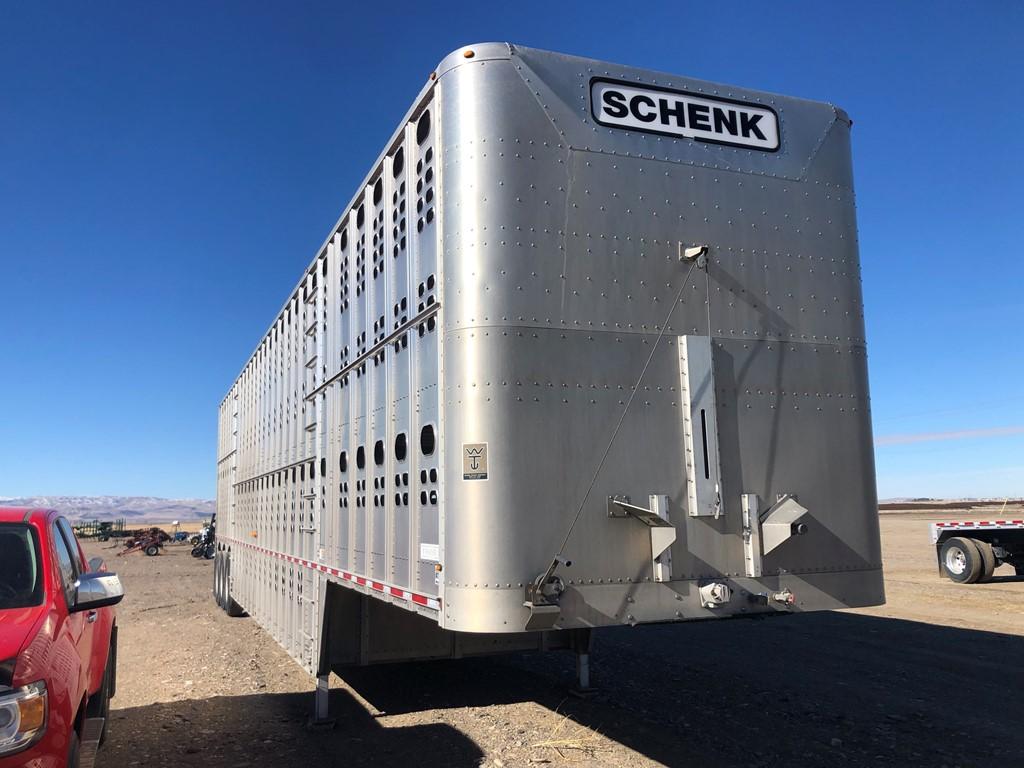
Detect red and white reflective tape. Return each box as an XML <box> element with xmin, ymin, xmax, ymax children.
<box><xmin>930</xmin><ymin>520</ymin><xmax>1024</xmax><ymax>543</ymax></box>
<box><xmin>221</xmin><ymin>536</ymin><xmax>441</xmax><ymax>611</ymax></box>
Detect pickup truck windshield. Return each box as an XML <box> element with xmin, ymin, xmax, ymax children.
<box><xmin>0</xmin><ymin>523</ymin><xmax>44</xmax><ymax>609</ymax></box>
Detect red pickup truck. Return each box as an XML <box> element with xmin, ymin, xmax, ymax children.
<box><xmin>0</xmin><ymin>508</ymin><xmax>123</xmax><ymax>767</ymax></box>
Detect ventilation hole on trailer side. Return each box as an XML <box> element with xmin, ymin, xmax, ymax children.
<box><xmin>425</xmin><ymin>187</ymin><xmax>434</xmax><ymax>203</ymax></box>
<box><xmin>342</xmin><ymin>498</ymin><xmax>348</xmax><ymax>507</ymax></box>
<box><xmin>425</xmin><ymin>167</ymin><xmax>433</xmax><ymax>183</ymax></box>
<box><xmin>320</xmin><ymin>458</ymin><xmax>326</xmax><ymax>477</ymax></box>
<box><xmin>374</xmin><ymin>440</ymin><xmax>385</xmax><ymax>465</ymax></box>
<box><xmin>321</xmin><ymin>259</ymin><xmax>328</xmax><ymax>277</ymax></box>
<box><xmin>420</xmin><ymin>491</ymin><xmax>428</xmax><ymax>505</ymax></box>
<box><xmin>373</xmin><ymin>477</ymin><xmax>379</xmax><ymax>490</ymax></box>
<box><xmin>426</xmin><ymin>208</ymin><xmax>434</xmax><ymax>224</ymax></box>
<box><xmin>392</xmin><ymin>146</ymin><xmax>404</xmax><ymax>176</ymax></box>
<box><xmin>429</xmin><ymin>490</ymin><xmax>438</xmax><ymax>505</ymax></box>
<box><xmin>420</xmin><ymin>425</ymin><xmax>436</xmax><ymax>455</ymax></box>
<box><xmin>356</xmin><ymin>446</ymin><xmax>365</xmax><ymax>469</ymax></box>
<box><xmin>416</xmin><ymin>178</ymin><xmax>423</xmax><ymax>194</ymax></box>
<box><xmin>420</xmin><ymin>470</ymin><xmax>428</xmax><ymax>484</ymax></box>
<box><xmin>394</xmin><ymin>493</ymin><xmax>401</xmax><ymax>506</ymax></box>
<box><xmin>425</xmin><ymin>147</ymin><xmax>433</xmax><ymax>163</ymax></box>
<box><xmin>417</xmin><ymin>218</ymin><xmax>424</xmax><ymax>233</ymax></box>
<box><xmin>426</xmin><ymin>274</ymin><xmax>435</xmax><ymax>290</ymax></box>
<box><xmin>343</xmin><ymin>481</ymin><xmax>348</xmax><ymax>492</ymax></box>
<box><xmin>356</xmin><ymin>205</ymin><xmax>364</xmax><ymax>228</ymax></box>
<box><xmin>395</xmin><ymin>432</ymin><xmax>408</xmax><ymax>461</ymax></box>
<box><xmin>416</xmin><ymin>110</ymin><xmax>430</xmax><ymax>143</ymax></box>
<box><xmin>402</xmin><ymin>472</ymin><xmax>409</xmax><ymax>486</ymax></box>
<box><xmin>429</xmin><ymin>468</ymin><xmax>438</xmax><ymax>483</ymax></box>
<box><xmin>427</xmin><ymin>317</ymin><xmax>436</xmax><ymax>332</ymax></box>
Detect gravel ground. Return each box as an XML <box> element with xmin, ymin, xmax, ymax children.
<box><xmin>85</xmin><ymin>512</ymin><xmax>1024</xmax><ymax>768</ymax></box>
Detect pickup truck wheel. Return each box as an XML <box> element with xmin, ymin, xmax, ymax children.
<box><xmin>941</xmin><ymin>537</ymin><xmax>983</xmax><ymax>583</ymax></box>
<box><xmin>68</xmin><ymin>729</ymin><xmax>81</xmax><ymax>768</ymax></box>
<box><xmin>970</xmin><ymin>539</ymin><xmax>997</xmax><ymax>582</ymax></box>
<box><xmin>86</xmin><ymin>641</ymin><xmax>114</xmax><ymax>745</ymax></box>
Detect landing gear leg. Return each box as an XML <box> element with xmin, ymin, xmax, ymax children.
<box><xmin>570</xmin><ymin>628</ymin><xmax>595</xmax><ymax>697</ymax></box>
<box><xmin>307</xmin><ymin>674</ymin><xmax>336</xmax><ymax>730</ymax></box>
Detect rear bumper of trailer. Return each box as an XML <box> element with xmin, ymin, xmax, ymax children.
<box><xmin>445</xmin><ymin>569</ymin><xmax>885</xmax><ymax>633</ymax></box>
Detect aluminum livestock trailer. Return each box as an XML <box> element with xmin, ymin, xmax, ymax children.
<box><xmin>214</xmin><ymin>43</ymin><xmax>885</xmax><ymax>720</ymax></box>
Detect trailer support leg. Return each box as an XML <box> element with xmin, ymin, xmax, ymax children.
<box><xmin>576</xmin><ymin>651</ymin><xmax>591</xmax><ymax>689</ymax></box>
<box><xmin>307</xmin><ymin>674</ymin><xmax>336</xmax><ymax>730</ymax></box>
<box><xmin>569</xmin><ymin>628</ymin><xmax>595</xmax><ymax>697</ymax></box>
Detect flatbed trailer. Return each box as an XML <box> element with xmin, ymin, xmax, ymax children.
<box><xmin>214</xmin><ymin>42</ymin><xmax>885</xmax><ymax>720</ymax></box>
<box><xmin>931</xmin><ymin>520</ymin><xmax>1024</xmax><ymax>583</ymax></box>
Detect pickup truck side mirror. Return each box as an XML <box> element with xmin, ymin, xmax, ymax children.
<box><xmin>72</xmin><ymin>571</ymin><xmax>125</xmax><ymax>613</ymax></box>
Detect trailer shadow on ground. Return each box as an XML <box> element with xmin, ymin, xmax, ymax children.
<box><xmin>102</xmin><ymin>688</ymin><xmax>485</xmax><ymax>767</ymax></box>
<box><xmin>337</xmin><ymin>611</ymin><xmax>1024</xmax><ymax>768</ymax></box>
<box><xmin>101</xmin><ymin>611</ymin><xmax>1024</xmax><ymax>768</ymax></box>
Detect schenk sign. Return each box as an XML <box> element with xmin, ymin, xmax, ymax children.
<box><xmin>590</xmin><ymin>78</ymin><xmax>780</xmax><ymax>152</ymax></box>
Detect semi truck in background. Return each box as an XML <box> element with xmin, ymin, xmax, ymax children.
<box><xmin>931</xmin><ymin>519</ymin><xmax>1024</xmax><ymax>583</ymax></box>
<box><xmin>213</xmin><ymin>43</ymin><xmax>884</xmax><ymax>721</ymax></box>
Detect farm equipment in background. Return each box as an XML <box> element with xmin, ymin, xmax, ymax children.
<box><xmin>191</xmin><ymin>520</ymin><xmax>216</xmax><ymax>559</ymax></box>
<box><xmin>73</xmin><ymin>518</ymin><xmax>126</xmax><ymax>541</ymax></box>
<box><xmin>118</xmin><ymin>527</ymin><xmax>171</xmax><ymax>557</ymax></box>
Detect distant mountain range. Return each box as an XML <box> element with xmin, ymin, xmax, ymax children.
<box><xmin>0</xmin><ymin>495</ymin><xmax>215</xmax><ymax>522</ymax></box>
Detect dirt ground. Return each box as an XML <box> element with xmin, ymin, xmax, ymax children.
<box><xmin>84</xmin><ymin>511</ymin><xmax>1024</xmax><ymax>768</ymax></box>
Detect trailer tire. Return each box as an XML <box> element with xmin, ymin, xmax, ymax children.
<box><xmin>144</xmin><ymin>544</ymin><xmax>160</xmax><ymax>557</ymax></box>
<box><xmin>225</xmin><ymin>596</ymin><xmax>245</xmax><ymax>617</ymax></box>
<box><xmin>941</xmin><ymin>537</ymin><xmax>983</xmax><ymax>584</ymax></box>
<box><xmin>970</xmin><ymin>538</ymin><xmax>997</xmax><ymax>582</ymax></box>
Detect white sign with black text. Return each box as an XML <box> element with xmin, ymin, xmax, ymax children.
<box><xmin>591</xmin><ymin>78</ymin><xmax>780</xmax><ymax>152</ymax></box>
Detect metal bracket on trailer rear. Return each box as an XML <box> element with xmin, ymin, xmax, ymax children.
<box><xmin>607</xmin><ymin>495</ymin><xmax>676</xmax><ymax>582</ymax></box>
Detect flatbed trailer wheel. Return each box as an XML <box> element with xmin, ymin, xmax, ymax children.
<box><xmin>970</xmin><ymin>538</ymin><xmax>997</xmax><ymax>582</ymax></box>
<box><xmin>941</xmin><ymin>537</ymin><xmax>983</xmax><ymax>583</ymax></box>
<box><xmin>144</xmin><ymin>544</ymin><xmax>160</xmax><ymax>557</ymax></box>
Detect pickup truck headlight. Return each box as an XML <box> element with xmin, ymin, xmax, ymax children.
<box><xmin>0</xmin><ymin>681</ymin><xmax>47</xmax><ymax>756</ymax></box>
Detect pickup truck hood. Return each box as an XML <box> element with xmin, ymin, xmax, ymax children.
<box><xmin>0</xmin><ymin>604</ymin><xmax>50</xmax><ymax>683</ymax></box>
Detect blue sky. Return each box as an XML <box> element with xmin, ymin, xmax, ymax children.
<box><xmin>1</xmin><ymin>2</ymin><xmax>1021</xmax><ymax>500</ymax></box>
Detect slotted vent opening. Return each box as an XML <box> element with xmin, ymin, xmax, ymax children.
<box><xmin>420</xmin><ymin>424</ymin><xmax>436</xmax><ymax>456</ymax></box>
<box><xmin>416</xmin><ymin>110</ymin><xmax>430</xmax><ymax>144</ymax></box>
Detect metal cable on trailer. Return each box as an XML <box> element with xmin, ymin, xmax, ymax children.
<box><xmin>552</xmin><ymin>255</ymin><xmax>704</xmax><ymax>560</ymax></box>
